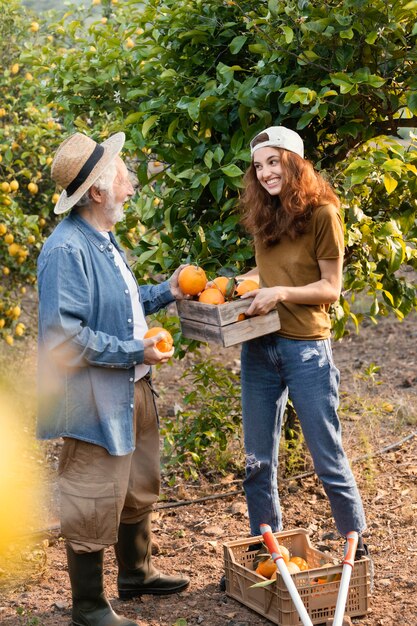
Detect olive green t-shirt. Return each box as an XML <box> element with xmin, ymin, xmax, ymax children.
<box><xmin>255</xmin><ymin>203</ymin><xmax>344</xmax><ymax>340</ymax></box>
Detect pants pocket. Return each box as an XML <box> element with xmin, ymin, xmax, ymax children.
<box><xmin>59</xmin><ymin>475</ymin><xmax>118</xmax><ymax>545</ymax></box>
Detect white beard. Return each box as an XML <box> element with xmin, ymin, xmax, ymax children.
<box><xmin>103</xmin><ymin>189</ymin><xmax>125</xmax><ymax>225</ymax></box>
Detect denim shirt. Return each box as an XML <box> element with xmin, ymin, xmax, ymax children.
<box><xmin>37</xmin><ymin>211</ymin><xmax>175</xmax><ymax>456</ymax></box>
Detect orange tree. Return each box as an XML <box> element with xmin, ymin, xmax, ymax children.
<box><xmin>29</xmin><ymin>0</ymin><xmax>417</xmax><ymax>338</ymax></box>
<box><xmin>15</xmin><ymin>0</ymin><xmax>417</xmax><ymax>474</ymax></box>
<box><xmin>0</xmin><ymin>0</ymin><xmax>62</xmax><ymax>346</ymax></box>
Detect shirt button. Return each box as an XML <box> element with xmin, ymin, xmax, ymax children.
<box><xmin>130</xmin><ymin>403</ymin><xmax>134</xmax><ymax>409</ymax></box>
<box><xmin>125</xmin><ymin>289</ymin><xmax>129</xmax><ymax>294</ymax></box>
<box><xmin>100</xmin><ymin>244</ymin><xmax>104</xmax><ymax>250</ymax></box>
<box><xmin>129</xmin><ymin>377</ymin><xmax>134</xmax><ymax>382</ymax></box>
<box><xmin>133</xmin><ymin>361</ymin><xmax>137</xmax><ymax>365</ymax></box>
<box><xmin>128</xmin><ymin>318</ymin><xmax>132</xmax><ymax>323</ymax></box>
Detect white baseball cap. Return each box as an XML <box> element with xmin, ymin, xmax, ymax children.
<box><xmin>250</xmin><ymin>126</ymin><xmax>304</xmax><ymax>159</ymax></box>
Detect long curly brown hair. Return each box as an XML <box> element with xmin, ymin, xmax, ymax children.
<box><xmin>241</xmin><ymin>142</ymin><xmax>340</xmax><ymax>247</ymax></box>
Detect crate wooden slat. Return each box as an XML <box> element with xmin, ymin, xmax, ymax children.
<box><xmin>177</xmin><ymin>298</ymin><xmax>281</xmax><ymax>347</ymax></box>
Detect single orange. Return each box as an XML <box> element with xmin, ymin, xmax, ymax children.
<box><xmin>286</xmin><ymin>561</ymin><xmax>301</xmax><ymax>575</ymax></box>
<box><xmin>289</xmin><ymin>556</ymin><xmax>309</xmax><ymax>571</ymax></box>
<box><xmin>213</xmin><ymin>276</ymin><xmax>235</xmax><ymax>298</ymax></box>
<box><xmin>279</xmin><ymin>544</ymin><xmax>290</xmax><ymax>564</ymax></box>
<box><xmin>198</xmin><ymin>288</ymin><xmax>225</xmax><ymax>305</ymax></box>
<box><xmin>255</xmin><ymin>557</ymin><xmax>277</xmax><ymax>578</ymax></box>
<box><xmin>235</xmin><ymin>279</ymin><xmax>259</xmax><ymax>297</ymax></box>
<box><xmin>144</xmin><ymin>327</ymin><xmax>173</xmax><ymax>352</ymax></box>
<box><xmin>212</xmin><ymin>276</ymin><xmax>229</xmax><ymax>295</ymax></box>
<box><xmin>178</xmin><ymin>265</ymin><xmax>207</xmax><ymax>296</ymax></box>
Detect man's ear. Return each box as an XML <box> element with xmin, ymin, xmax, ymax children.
<box><xmin>89</xmin><ymin>185</ymin><xmax>104</xmax><ymax>204</ymax></box>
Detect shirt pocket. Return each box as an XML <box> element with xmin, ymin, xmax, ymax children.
<box><xmin>59</xmin><ymin>475</ymin><xmax>118</xmax><ymax>544</ymax></box>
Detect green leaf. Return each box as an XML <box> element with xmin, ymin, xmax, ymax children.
<box><xmin>370</xmin><ymin>298</ymin><xmax>379</xmax><ymax>316</ymax></box>
<box><xmin>178</xmin><ymin>169</ymin><xmax>197</xmax><ymax>180</ymax></box>
<box><xmin>167</xmin><ymin>117</ymin><xmax>179</xmax><ymax>140</ymax></box>
<box><xmin>213</xmin><ymin>146</ymin><xmax>224</xmax><ymax>164</ymax></box>
<box><xmin>204</xmin><ymin>150</ymin><xmax>213</xmax><ymax>169</ymax></box>
<box><xmin>138</xmin><ymin>249</ymin><xmax>157</xmax><ymax>264</ymax></box>
<box><xmin>298</xmin><ymin>49</ymin><xmax>320</xmax><ymax>64</ymax></box>
<box><xmin>344</xmin><ymin>159</ymin><xmax>372</xmax><ymax>173</ymax></box>
<box><xmin>382</xmin><ymin>159</ymin><xmax>404</xmax><ymax>176</ymax></box>
<box><xmin>330</xmin><ymin>73</ymin><xmax>354</xmax><ymax>93</ymax></box>
<box><xmin>250</xmin><ymin>579</ymin><xmax>276</xmax><ymax>588</ymax></box>
<box><xmin>160</xmin><ymin>69</ymin><xmax>177</xmax><ymax>79</ymax></box>
<box><xmin>365</xmin><ymin>74</ymin><xmax>386</xmax><ymax>88</ymax></box>
<box><xmin>249</xmin><ymin>43</ymin><xmax>268</xmax><ymax>54</ymax></box>
<box><xmin>340</xmin><ymin>28</ymin><xmax>354</xmax><ymax>39</ymax></box>
<box><xmin>190</xmin><ymin>173</ymin><xmax>210</xmax><ymax>188</ymax></box>
<box><xmin>220</xmin><ymin>164</ymin><xmax>244</xmax><ymax>177</ymax></box>
<box><xmin>187</xmin><ymin>99</ymin><xmax>201</xmax><ymax>121</ymax></box>
<box><xmin>365</xmin><ymin>31</ymin><xmax>378</xmax><ymax>44</ymax></box>
<box><xmin>142</xmin><ymin>115</ymin><xmax>159</xmax><ymax>138</ymax></box>
<box><xmin>124</xmin><ymin>111</ymin><xmax>143</xmax><ymax>126</ymax></box>
<box><xmin>297</xmin><ymin>112</ymin><xmax>315</xmax><ymax>129</ymax></box>
<box><xmin>229</xmin><ymin>35</ymin><xmax>247</xmax><ymax>54</ymax></box>
<box><xmin>217</xmin><ymin>62</ymin><xmax>234</xmax><ymax>85</ymax></box>
<box><xmin>268</xmin><ymin>0</ymin><xmax>279</xmax><ymax>15</ymax></box>
<box><xmin>282</xmin><ymin>26</ymin><xmax>294</xmax><ymax>44</ymax></box>
<box><xmin>406</xmin><ymin>91</ymin><xmax>417</xmax><ymax>115</ymax></box>
<box><xmin>209</xmin><ymin>177</ymin><xmax>224</xmax><ymax>202</ymax></box>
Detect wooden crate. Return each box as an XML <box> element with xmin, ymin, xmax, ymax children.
<box><xmin>176</xmin><ymin>298</ymin><xmax>280</xmax><ymax>347</ymax></box>
<box><xmin>223</xmin><ymin>529</ymin><xmax>371</xmax><ymax>625</ymax></box>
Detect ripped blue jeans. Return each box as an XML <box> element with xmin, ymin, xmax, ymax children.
<box><xmin>241</xmin><ymin>334</ymin><xmax>366</xmax><ymax>538</ymax></box>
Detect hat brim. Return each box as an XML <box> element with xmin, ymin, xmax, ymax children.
<box><xmin>53</xmin><ymin>132</ymin><xmax>126</xmax><ymax>215</ymax></box>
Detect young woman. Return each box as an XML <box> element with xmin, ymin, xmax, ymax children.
<box><xmin>238</xmin><ymin>126</ymin><xmax>367</xmax><ymax>554</ymax></box>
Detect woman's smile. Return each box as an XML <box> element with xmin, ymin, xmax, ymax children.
<box><xmin>253</xmin><ymin>147</ymin><xmax>284</xmax><ymax>196</ymax></box>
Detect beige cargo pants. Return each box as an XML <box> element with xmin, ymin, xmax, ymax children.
<box><xmin>57</xmin><ymin>377</ymin><xmax>160</xmax><ymax>554</ymax></box>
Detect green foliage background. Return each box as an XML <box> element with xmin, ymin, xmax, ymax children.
<box><xmin>1</xmin><ymin>0</ymin><xmax>416</xmax><ymax>473</ymax></box>
<box><xmin>22</xmin><ymin>0</ymin><xmax>83</xmax><ymax>11</ymax></box>
<box><xmin>2</xmin><ymin>0</ymin><xmax>417</xmax><ymax>344</ymax></box>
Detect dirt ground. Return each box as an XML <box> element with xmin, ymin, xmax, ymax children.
<box><xmin>0</xmin><ymin>309</ymin><xmax>416</xmax><ymax>626</ymax></box>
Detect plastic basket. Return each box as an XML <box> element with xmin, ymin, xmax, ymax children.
<box><xmin>223</xmin><ymin>528</ymin><xmax>371</xmax><ymax>625</ymax></box>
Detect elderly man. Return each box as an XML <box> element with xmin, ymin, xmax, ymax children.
<box><xmin>37</xmin><ymin>132</ymin><xmax>189</xmax><ymax>626</ymax></box>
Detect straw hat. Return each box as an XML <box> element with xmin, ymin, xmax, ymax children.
<box><xmin>51</xmin><ymin>131</ymin><xmax>125</xmax><ymax>215</ymax></box>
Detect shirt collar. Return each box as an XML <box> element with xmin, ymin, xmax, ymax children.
<box><xmin>68</xmin><ymin>211</ymin><xmax>112</xmax><ymax>253</ymax></box>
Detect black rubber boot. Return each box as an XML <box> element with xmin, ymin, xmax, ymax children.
<box><xmin>115</xmin><ymin>518</ymin><xmax>190</xmax><ymax>599</ymax></box>
<box><xmin>66</xmin><ymin>544</ymin><xmax>137</xmax><ymax>626</ymax></box>
<box><xmin>355</xmin><ymin>535</ymin><xmax>369</xmax><ymax>559</ymax></box>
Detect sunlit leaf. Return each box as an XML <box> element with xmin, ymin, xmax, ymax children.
<box><xmin>383</xmin><ymin>173</ymin><xmax>398</xmax><ymax>194</ymax></box>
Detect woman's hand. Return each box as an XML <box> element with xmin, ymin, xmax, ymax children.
<box><xmin>242</xmin><ymin>287</ymin><xmax>285</xmax><ymax>316</ymax></box>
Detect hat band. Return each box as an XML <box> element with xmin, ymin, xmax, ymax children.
<box><xmin>66</xmin><ymin>144</ymin><xmax>105</xmax><ymax>197</ymax></box>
